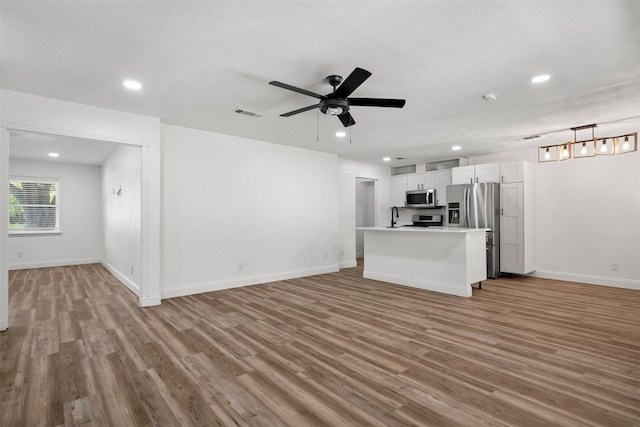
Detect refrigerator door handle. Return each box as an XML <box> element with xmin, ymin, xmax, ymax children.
<box><xmin>464</xmin><ymin>187</ymin><xmax>470</xmax><ymax>228</ymax></box>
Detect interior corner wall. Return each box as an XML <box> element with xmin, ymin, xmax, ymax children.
<box><xmin>101</xmin><ymin>145</ymin><xmax>142</xmax><ymax>295</ymax></box>
<box><xmin>469</xmin><ymin>148</ymin><xmax>640</xmax><ymax>289</ymax></box>
<box><xmin>338</xmin><ymin>159</ymin><xmax>391</xmax><ymax>268</ymax></box>
<box><xmin>160</xmin><ymin>124</ymin><xmax>340</xmax><ymax>299</ymax></box>
<box><xmin>7</xmin><ymin>159</ymin><xmax>102</xmax><ymax>269</ymax></box>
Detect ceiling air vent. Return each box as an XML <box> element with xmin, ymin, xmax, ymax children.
<box><xmin>516</xmin><ymin>135</ymin><xmax>541</xmax><ymax>141</ymax></box>
<box><xmin>234</xmin><ymin>108</ymin><xmax>265</xmax><ymax>118</ymax></box>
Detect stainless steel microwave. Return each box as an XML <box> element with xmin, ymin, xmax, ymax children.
<box><xmin>406</xmin><ymin>188</ymin><xmax>437</xmax><ymax>208</ymax></box>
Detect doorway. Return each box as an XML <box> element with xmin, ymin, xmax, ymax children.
<box><xmin>1</xmin><ymin>127</ymin><xmax>144</xmax><ymax>331</ymax></box>
<box><xmin>355</xmin><ymin>178</ymin><xmax>376</xmax><ymax>258</ymax></box>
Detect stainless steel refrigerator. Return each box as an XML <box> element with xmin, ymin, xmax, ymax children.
<box><xmin>446</xmin><ymin>182</ymin><xmax>500</xmax><ymax>279</ymax></box>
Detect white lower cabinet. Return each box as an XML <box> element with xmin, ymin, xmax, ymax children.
<box><xmin>500</xmin><ymin>181</ymin><xmax>535</xmax><ymax>274</ymax></box>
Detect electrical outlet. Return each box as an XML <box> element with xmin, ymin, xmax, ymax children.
<box><xmin>340</xmin><ymin>249</ymin><xmax>344</xmax><ymax>257</ymax></box>
<box><xmin>17</xmin><ymin>251</ymin><xmax>24</xmax><ymax>259</ymax></box>
<box><xmin>611</xmin><ymin>262</ymin><xmax>619</xmax><ymax>271</ymax></box>
<box><xmin>323</xmin><ymin>252</ymin><xmax>327</xmax><ymax>260</ymax></box>
<box><xmin>238</xmin><ymin>262</ymin><xmax>244</xmax><ymax>271</ymax></box>
<box><xmin>131</xmin><ymin>266</ymin><xmax>134</xmax><ymax>274</ymax></box>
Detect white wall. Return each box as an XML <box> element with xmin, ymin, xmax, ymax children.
<box><xmin>338</xmin><ymin>159</ymin><xmax>391</xmax><ymax>267</ymax></box>
<box><xmin>102</xmin><ymin>145</ymin><xmax>141</xmax><ymax>295</ymax></box>
<box><xmin>161</xmin><ymin>124</ymin><xmax>339</xmax><ymax>298</ymax></box>
<box><xmin>7</xmin><ymin>159</ymin><xmax>103</xmax><ymax>269</ymax></box>
<box><xmin>469</xmin><ymin>147</ymin><xmax>640</xmax><ymax>289</ymax></box>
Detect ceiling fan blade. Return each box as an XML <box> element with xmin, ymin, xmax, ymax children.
<box><xmin>280</xmin><ymin>104</ymin><xmax>319</xmax><ymax>117</ymax></box>
<box><xmin>348</xmin><ymin>98</ymin><xmax>406</xmax><ymax>108</ymax></box>
<box><xmin>334</xmin><ymin>67</ymin><xmax>372</xmax><ymax>98</ymax></box>
<box><xmin>269</xmin><ymin>81</ymin><xmax>325</xmax><ymax>100</ymax></box>
<box><xmin>338</xmin><ymin>112</ymin><xmax>356</xmax><ymax>127</ymax></box>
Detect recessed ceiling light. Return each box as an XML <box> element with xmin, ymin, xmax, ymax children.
<box><xmin>123</xmin><ymin>80</ymin><xmax>142</xmax><ymax>90</ymax></box>
<box><xmin>452</xmin><ymin>146</ymin><xmax>462</xmax><ymax>151</ymax></box>
<box><xmin>531</xmin><ymin>74</ymin><xmax>550</xmax><ymax>83</ymax></box>
<box><xmin>335</xmin><ymin>131</ymin><xmax>346</xmax><ymax>138</ymax></box>
<box><xmin>49</xmin><ymin>152</ymin><xmax>59</xmax><ymax>157</ymax></box>
<box><xmin>383</xmin><ymin>157</ymin><xmax>391</xmax><ymax>162</ymax></box>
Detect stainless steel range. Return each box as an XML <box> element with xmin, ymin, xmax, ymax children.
<box><xmin>407</xmin><ymin>214</ymin><xmax>442</xmax><ymax>227</ymax></box>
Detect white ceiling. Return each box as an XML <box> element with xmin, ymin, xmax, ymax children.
<box><xmin>2</xmin><ymin>1</ymin><xmax>639</xmax><ymax>166</ymax></box>
<box><xmin>9</xmin><ymin>131</ymin><xmax>121</xmax><ymax>166</ymax></box>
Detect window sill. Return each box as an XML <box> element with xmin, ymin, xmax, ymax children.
<box><xmin>9</xmin><ymin>231</ymin><xmax>62</xmax><ymax>237</ymax></box>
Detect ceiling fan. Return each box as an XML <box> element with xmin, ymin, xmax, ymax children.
<box><xmin>269</xmin><ymin>67</ymin><xmax>405</xmax><ymax>127</ymax></box>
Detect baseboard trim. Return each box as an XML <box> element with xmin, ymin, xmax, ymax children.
<box><xmin>364</xmin><ymin>270</ymin><xmax>472</xmax><ymax>298</ymax></box>
<box><xmin>8</xmin><ymin>257</ymin><xmax>101</xmax><ymax>270</ymax></box>
<box><xmin>140</xmin><ymin>294</ymin><xmax>161</xmax><ymax>307</ymax></box>
<box><xmin>340</xmin><ymin>260</ymin><xmax>357</xmax><ymax>269</ymax></box>
<box><xmin>161</xmin><ymin>265</ymin><xmax>340</xmax><ymax>299</ymax></box>
<box><xmin>101</xmin><ymin>259</ymin><xmax>140</xmax><ymax>296</ymax></box>
<box><xmin>529</xmin><ymin>270</ymin><xmax>640</xmax><ymax>290</ymax></box>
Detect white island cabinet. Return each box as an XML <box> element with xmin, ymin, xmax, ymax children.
<box><xmin>358</xmin><ymin>227</ymin><xmax>488</xmax><ymax>297</ymax></box>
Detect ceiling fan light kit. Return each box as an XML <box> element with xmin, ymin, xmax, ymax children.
<box><xmin>538</xmin><ymin>123</ymin><xmax>637</xmax><ymax>163</ymax></box>
<box><xmin>269</xmin><ymin>67</ymin><xmax>406</xmax><ymax>128</ymax></box>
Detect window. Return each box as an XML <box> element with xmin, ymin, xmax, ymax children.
<box><xmin>9</xmin><ymin>177</ymin><xmax>60</xmax><ymax>234</ymax></box>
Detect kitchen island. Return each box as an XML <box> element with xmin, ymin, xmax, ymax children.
<box><xmin>357</xmin><ymin>227</ymin><xmax>488</xmax><ymax>297</ymax></box>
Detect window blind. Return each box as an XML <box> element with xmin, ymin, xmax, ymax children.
<box><xmin>9</xmin><ymin>177</ymin><xmax>60</xmax><ymax>234</ymax></box>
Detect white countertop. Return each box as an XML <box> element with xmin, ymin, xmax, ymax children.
<box><xmin>357</xmin><ymin>226</ymin><xmax>489</xmax><ymax>233</ymax></box>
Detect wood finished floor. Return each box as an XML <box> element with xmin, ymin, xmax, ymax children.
<box><xmin>1</xmin><ymin>262</ymin><xmax>639</xmax><ymax>427</ymax></box>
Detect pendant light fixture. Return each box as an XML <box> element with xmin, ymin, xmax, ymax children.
<box><xmin>539</xmin><ymin>123</ymin><xmax>636</xmax><ymax>162</ymax></box>
<box><xmin>596</xmin><ymin>136</ymin><xmax>614</xmax><ymax>156</ymax></box>
<box><xmin>616</xmin><ymin>134</ymin><xmax>637</xmax><ymax>154</ymax></box>
<box><xmin>600</xmin><ymin>139</ymin><xmax>608</xmax><ymax>153</ymax></box>
<box><xmin>580</xmin><ymin>141</ymin><xmax>588</xmax><ymax>155</ymax></box>
<box><xmin>622</xmin><ymin>136</ymin><xmax>630</xmax><ymax>150</ymax></box>
<box><xmin>572</xmin><ymin>124</ymin><xmax>596</xmax><ymax>159</ymax></box>
<box><xmin>538</xmin><ymin>145</ymin><xmax>558</xmax><ymax>162</ymax></box>
<box><xmin>560</xmin><ymin>142</ymin><xmax>572</xmax><ymax>160</ymax></box>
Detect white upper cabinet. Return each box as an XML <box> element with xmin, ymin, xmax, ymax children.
<box><xmin>390</xmin><ymin>175</ymin><xmax>408</xmax><ymax>208</ymax></box>
<box><xmin>407</xmin><ymin>174</ymin><xmax>422</xmax><ymax>190</ymax></box>
<box><xmin>435</xmin><ymin>169</ymin><xmax>452</xmax><ymax>206</ymax></box>
<box><xmin>451</xmin><ymin>166</ymin><xmax>475</xmax><ymax>185</ymax></box>
<box><xmin>407</xmin><ymin>172</ymin><xmax>437</xmax><ymax>190</ymax></box>
<box><xmin>500</xmin><ymin>161</ymin><xmax>525</xmax><ymax>183</ymax></box>
<box><xmin>452</xmin><ymin>163</ymin><xmax>500</xmax><ymax>184</ymax></box>
<box><xmin>475</xmin><ymin>163</ymin><xmax>501</xmax><ymax>183</ymax></box>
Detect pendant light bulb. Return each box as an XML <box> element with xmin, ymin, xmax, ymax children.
<box><xmin>622</xmin><ymin>136</ymin><xmax>630</xmax><ymax>150</ymax></box>
<box><xmin>562</xmin><ymin>144</ymin><xmax>569</xmax><ymax>158</ymax></box>
<box><xmin>544</xmin><ymin>147</ymin><xmax>550</xmax><ymax>160</ymax></box>
<box><xmin>580</xmin><ymin>142</ymin><xmax>587</xmax><ymax>155</ymax></box>
<box><xmin>600</xmin><ymin>139</ymin><xmax>608</xmax><ymax>153</ymax></box>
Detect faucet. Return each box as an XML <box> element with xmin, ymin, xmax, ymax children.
<box><xmin>391</xmin><ymin>206</ymin><xmax>399</xmax><ymax>227</ymax></box>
